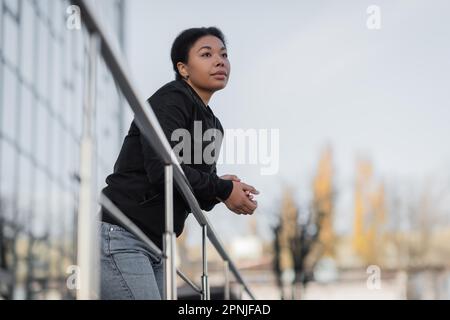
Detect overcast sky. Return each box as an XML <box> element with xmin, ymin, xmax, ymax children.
<box><xmin>124</xmin><ymin>0</ymin><xmax>450</xmax><ymax>243</ymax></box>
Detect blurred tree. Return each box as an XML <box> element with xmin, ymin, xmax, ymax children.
<box><xmin>352</xmin><ymin>158</ymin><xmax>386</xmax><ymax>265</ymax></box>
<box><xmin>279</xmin><ymin>189</ymin><xmax>297</xmax><ymax>273</ymax></box>
<box><xmin>312</xmin><ymin>146</ymin><xmax>335</xmax><ymax>258</ymax></box>
<box><xmin>273</xmin><ymin>188</ymin><xmax>297</xmax><ymax>299</ymax></box>
<box><xmin>273</xmin><ymin>146</ymin><xmax>337</xmax><ymax>298</ymax></box>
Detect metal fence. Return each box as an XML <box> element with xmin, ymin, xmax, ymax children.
<box><xmin>71</xmin><ymin>0</ymin><xmax>255</xmax><ymax>300</ymax></box>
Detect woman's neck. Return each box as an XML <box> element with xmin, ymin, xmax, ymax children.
<box><xmin>185</xmin><ymin>79</ymin><xmax>213</xmax><ymax>107</ymax></box>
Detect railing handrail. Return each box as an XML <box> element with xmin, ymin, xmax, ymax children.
<box><xmin>72</xmin><ymin>0</ymin><xmax>255</xmax><ymax>300</ymax></box>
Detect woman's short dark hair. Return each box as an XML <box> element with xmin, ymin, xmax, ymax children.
<box><xmin>171</xmin><ymin>27</ymin><xmax>227</xmax><ymax>80</ymax></box>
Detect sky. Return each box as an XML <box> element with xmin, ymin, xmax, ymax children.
<box><xmin>123</xmin><ymin>0</ymin><xmax>450</xmax><ymax>242</ymax></box>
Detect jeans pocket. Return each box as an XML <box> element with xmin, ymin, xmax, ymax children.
<box><xmin>112</xmin><ymin>252</ymin><xmax>154</xmax><ymax>276</ymax></box>
<box><xmin>149</xmin><ymin>254</ymin><xmax>163</xmax><ymax>267</ymax></box>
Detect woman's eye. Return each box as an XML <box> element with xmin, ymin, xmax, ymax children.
<box><xmin>200</xmin><ymin>52</ymin><xmax>228</xmax><ymax>58</ymax></box>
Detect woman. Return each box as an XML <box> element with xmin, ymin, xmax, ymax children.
<box><xmin>100</xmin><ymin>27</ymin><xmax>259</xmax><ymax>300</ymax></box>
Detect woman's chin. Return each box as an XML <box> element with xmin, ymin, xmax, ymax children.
<box><xmin>208</xmin><ymin>80</ymin><xmax>228</xmax><ymax>91</ymax></box>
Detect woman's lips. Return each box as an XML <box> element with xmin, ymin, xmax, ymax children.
<box><xmin>211</xmin><ymin>73</ymin><xmax>227</xmax><ymax>80</ymax></box>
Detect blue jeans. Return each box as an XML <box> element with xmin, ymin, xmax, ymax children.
<box><xmin>100</xmin><ymin>222</ymin><xmax>164</xmax><ymax>300</ymax></box>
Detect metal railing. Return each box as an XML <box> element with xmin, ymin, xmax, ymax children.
<box><xmin>72</xmin><ymin>0</ymin><xmax>255</xmax><ymax>300</ymax></box>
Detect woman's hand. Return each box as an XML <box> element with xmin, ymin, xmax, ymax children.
<box><xmin>222</xmin><ymin>181</ymin><xmax>259</xmax><ymax>215</ymax></box>
<box><xmin>220</xmin><ymin>174</ymin><xmax>258</xmax><ymax>201</ymax></box>
<box><xmin>220</xmin><ymin>174</ymin><xmax>241</xmax><ymax>182</ymax></box>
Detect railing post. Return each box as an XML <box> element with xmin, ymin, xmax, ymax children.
<box><xmin>224</xmin><ymin>260</ymin><xmax>230</xmax><ymax>300</ymax></box>
<box><xmin>163</xmin><ymin>164</ymin><xmax>177</xmax><ymax>300</ymax></box>
<box><xmin>201</xmin><ymin>225</ymin><xmax>210</xmax><ymax>300</ymax></box>
<box><xmin>76</xmin><ymin>33</ymin><xmax>100</xmax><ymax>300</ymax></box>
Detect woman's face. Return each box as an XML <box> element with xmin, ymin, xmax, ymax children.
<box><xmin>179</xmin><ymin>35</ymin><xmax>231</xmax><ymax>92</ymax></box>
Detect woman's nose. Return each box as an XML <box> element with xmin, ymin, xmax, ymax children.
<box><xmin>215</xmin><ymin>55</ymin><xmax>225</xmax><ymax>66</ymax></box>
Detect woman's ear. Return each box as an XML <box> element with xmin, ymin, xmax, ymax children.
<box><xmin>177</xmin><ymin>62</ymin><xmax>189</xmax><ymax>80</ymax></box>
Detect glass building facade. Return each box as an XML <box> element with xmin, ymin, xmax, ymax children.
<box><xmin>0</xmin><ymin>0</ymin><xmax>125</xmax><ymax>299</ymax></box>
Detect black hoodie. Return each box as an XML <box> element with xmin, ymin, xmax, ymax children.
<box><xmin>101</xmin><ymin>79</ymin><xmax>233</xmax><ymax>249</ymax></box>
